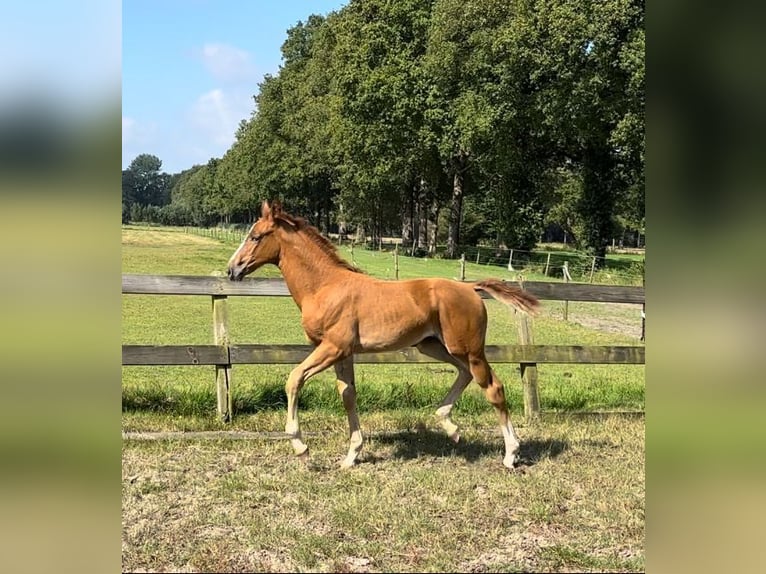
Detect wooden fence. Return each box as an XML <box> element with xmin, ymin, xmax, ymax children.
<box><xmin>122</xmin><ymin>274</ymin><xmax>645</xmax><ymax>422</ymax></box>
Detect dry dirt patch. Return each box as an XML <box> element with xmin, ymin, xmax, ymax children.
<box><xmin>548</xmin><ymin>301</ymin><xmax>644</xmax><ymax>339</ymax></box>
<box><xmin>122</xmin><ymin>228</ymin><xmax>220</xmax><ymax>247</ymax></box>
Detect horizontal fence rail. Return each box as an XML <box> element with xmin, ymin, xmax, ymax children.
<box><xmin>122</xmin><ymin>274</ymin><xmax>645</xmax><ymax>422</ymax></box>
<box><xmin>123</xmin><ymin>344</ymin><xmax>645</xmax><ymax>366</ymax></box>
<box><xmin>122</xmin><ymin>274</ymin><xmax>644</xmax><ymax>303</ymax></box>
<box><xmin>122</xmin><ymin>274</ymin><xmax>292</xmax><ymax>296</ymax></box>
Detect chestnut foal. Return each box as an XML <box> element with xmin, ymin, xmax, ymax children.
<box><xmin>228</xmin><ymin>200</ymin><xmax>539</xmax><ymax>469</ymax></box>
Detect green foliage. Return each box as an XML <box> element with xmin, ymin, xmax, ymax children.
<box><xmin>122</xmin><ymin>153</ymin><xmax>172</xmax><ymax>222</ymax></box>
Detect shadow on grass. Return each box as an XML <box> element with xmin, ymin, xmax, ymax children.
<box><xmin>369</xmin><ymin>428</ymin><xmax>568</xmax><ymax>467</ymax></box>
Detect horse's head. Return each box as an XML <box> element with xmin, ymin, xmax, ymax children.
<box><xmin>227</xmin><ymin>199</ymin><xmax>283</xmax><ymax>281</ymax></box>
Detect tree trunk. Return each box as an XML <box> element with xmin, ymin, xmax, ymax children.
<box><xmin>323</xmin><ymin>183</ymin><xmax>332</xmax><ymax>234</ymax></box>
<box><xmin>581</xmin><ymin>143</ymin><xmax>614</xmax><ymax>267</ymax></box>
<box><xmin>374</xmin><ymin>216</ymin><xmax>382</xmax><ymax>250</ymax></box>
<box><xmin>446</xmin><ymin>158</ymin><xmax>465</xmax><ymax>259</ymax></box>
<box><xmin>417</xmin><ymin>179</ymin><xmax>429</xmax><ymax>253</ymax></box>
<box><xmin>337</xmin><ymin>202</ymin><xmax>347</xmax><ymax>237</ymax></box>
<box><xmin>401</xmin><ymin>183</ymin><xmax>415</xmax><ymax>248</ymax></box>
<box><xmin>428</xmin><ymin>200</ymin><xmax>440</xmax><ymax>256</ymax></box>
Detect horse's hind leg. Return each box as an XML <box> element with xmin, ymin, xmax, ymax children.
<box><xmin>416</xmin><ymin>338</ymin><xmax>471</xmax><ymax>443</ymax></box>
<box><xmin>334</xmin><ymin>357</ymin><xmax>363</xmax><ymax>469</ymax></box>
<box><xmin>469</xmin><ymin>353</ymin><xmax>521</xmax><ymax>469</ymax></box>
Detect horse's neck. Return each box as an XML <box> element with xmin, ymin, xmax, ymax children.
<box><xmin>277</xmin><ymin>231</ymin><xmax>343</xmax><ymax>307</ymax></box>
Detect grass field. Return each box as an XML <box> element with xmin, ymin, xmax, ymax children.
<box><xmin>173</xmin><ymin>224</ymin><xmax>645</xmax><ymax>286</ymax></box>
<box><xmin>122</xmin><ymin>225</ymin><xmax>645</xmax><ymax>572</ymax></box>
<box><xmin>123</xmin><ymin>413</ymin><xmax>644</xmax><ymax>573</ymax></box>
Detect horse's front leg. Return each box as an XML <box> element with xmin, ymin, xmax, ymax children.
<box><xmin>285</xmin><ymin>342</ymin><xmax>343</xmax><ymax>458</ymax></box>
<box><xmin>334</xmin><ymin>357</ymin><xmax>363</xmax><ymax>468</ymax></box>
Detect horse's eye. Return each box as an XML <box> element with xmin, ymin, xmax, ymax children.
<box><xmin>250</xmin><ymin>235</ymin><xmax>260</xmax><ymax>243</ymax></box>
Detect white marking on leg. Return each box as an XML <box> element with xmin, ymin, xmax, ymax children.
<box><xmin>436</xmin><ymin>371</ymin><xmax>471</xmax><ymax>442</ymax></box>
<box><xmin>415</xmin><ymin>339</ymin><xmax>469</xmax><ymax>443</ymax></box>
<box><xmin>285</xmin><ymin>367</ymin><xmax>309</xmax><ymax>456</ymax></box>
<box><xmin>336</xmin><ymin>360</ymin><xmax>363</xmax><ymax>468</ymax></box>
<box><xmin>342</xmin><ymin>427</ymin><xmax>363</xmax><ymax>469</ymax></box>
<box><xmin>500</xmin><ymin>420</ymin><xmax>521</xmax><ymax>469</ymax></box>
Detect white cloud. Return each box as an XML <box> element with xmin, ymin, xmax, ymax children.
<box><xmin>122</xmin><ymin>116</ymin><xmax>157</xmax><ymax>146</ymax></box>
<box><xmin>158</xmin><ymin>42</ymin><xmax>259</xmax><ymax>170</ymax></box>
<box><xmin>199</xmin><ymin>42</ymin><xmax>257</xmax><ymax>82</ymax></box>
<box><xmin>188</xmin><ymin>88</ymin><xmax>252</xmax><ymax>148</ymax></box>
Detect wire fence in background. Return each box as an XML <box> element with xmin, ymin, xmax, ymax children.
<box><xmin>177</xmin><ymin>225</ymin><xmax>644</xmax><ymax>286</ymax></box>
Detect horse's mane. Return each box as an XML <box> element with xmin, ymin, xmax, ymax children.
<box><xmin>275</xmin><ymin>212</ymin><xmax>364</xmax><ymax>274</ymax></box>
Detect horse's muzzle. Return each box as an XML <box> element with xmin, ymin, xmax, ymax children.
<box><xmin>227</xmin><ymin>266</ymin><xmax>242</xmax><ymax>281</ymax></box>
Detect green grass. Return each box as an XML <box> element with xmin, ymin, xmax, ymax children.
<box><xmin>154</xmin><ymin>224</ymin><xmax>644</xmax><ymax>285</ymax></box>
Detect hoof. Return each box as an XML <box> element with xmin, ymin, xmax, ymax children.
<box><xmin>339</xmin><ymin>458</ymin><xmax>356</xmax><ymax>470</ymax></box>
<box><xmin>290</xmin><ymin>437</ymin><xmax>309</xmax><ymax>457</ymax></box>
<box><xmin>296</xmin><ymin>447</ymin><xmax>309</xmax><ymax>460</ymax></box>
<box><xmin>503</xmin><ymin>454</ymin><xmax>530</xmax><ymax>473</ymax></box>
<box><xmin>449</xmin><ymin>432</ymin><xmax>460</xmax><ymax>444</ymax></box>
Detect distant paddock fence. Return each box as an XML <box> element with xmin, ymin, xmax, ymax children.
<box><xmin>178</xmin><ymin>226</ymin><xmax>644</xmax><ymax>285</ymax></box>
<box><xmin>122</xmin><ymin>274</ymin><xmax>645</xmax><ymax>423</ymax></box>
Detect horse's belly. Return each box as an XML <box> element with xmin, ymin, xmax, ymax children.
<box><xmin>355</xmin><ymin>324</ymin><xmax>435</xmax><ymax>353</ymax></box>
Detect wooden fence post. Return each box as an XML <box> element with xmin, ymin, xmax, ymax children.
<box><xmin>516</xmin><ymin>276</ymin><xmax>540</xmax><ymax>422</ymax></box>
<box><xmin>589</xmin><ymin>256</ymin><xmax>597</xmax><ymax>283</ymax></box>
<box><xmin>507</xmin><ymin>249</ymin><xmax>514</xmax><ymax>271</ymax></box>
<box><xmin>459</xmin><ymin>253</ymin><xmax>466</xmax><ymax>281</ymax></box>
<box><xmin>212</xmin><ymin>295</ymin><xmax>232</xmax><ymax>422</ymax></box>
<box><xmin>476</xmin><ymin>247</ymin><xmax>481</xmax><ymax>265</ymax></box>
<box><xmin>544</xmin><ymin>252</ymin><xmax>551</xmax><ymax>276</ymax></box>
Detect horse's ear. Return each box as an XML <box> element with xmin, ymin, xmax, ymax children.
<box><xmin>261</xmin><ymin>199</ymin><xmax>272</xmax><ymax>221</ymax></box>
<box><xmin>271</xmin><ymin>199</ymin><xmax>283</xmax><ymax>216</ymax></box>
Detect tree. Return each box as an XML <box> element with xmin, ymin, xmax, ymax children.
<box><xmin>197</xmin><ymin>0</ymin><xmax>644</xmax><ymax>257</ymax></box>
<box><xmin>522</xmin><ymin>0</ymin><xmax>645</xmax><ymax>260</ymax></box>
<box><xmin>170</xmin><ymin>162</ymin><xmax>219</xmax><ymax>226</ymax></box>
<box><xmin>425</xmin><ymin>0</ymin><xmax>537</xmax><ymax>257</ymax></box>
<box><xmin>122</xmin><ymin>153</ymin><xmax>172</xmax><ymax>222</ymax></box>
<box><xmin>331</xmin><ymin>0</ymin><xmax>437</xmax><ymax>244</ymax></box>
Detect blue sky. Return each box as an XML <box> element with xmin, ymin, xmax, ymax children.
<box><xmin>123</xmin><ymin>0</ymin><xmax>348</xmax><ymax>174</ymax></box>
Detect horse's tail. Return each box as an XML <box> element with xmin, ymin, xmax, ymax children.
<box><xmin>472</xmin><ymin>279</ymin><xmax>540</xmax><ymax>316</ymax></box>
